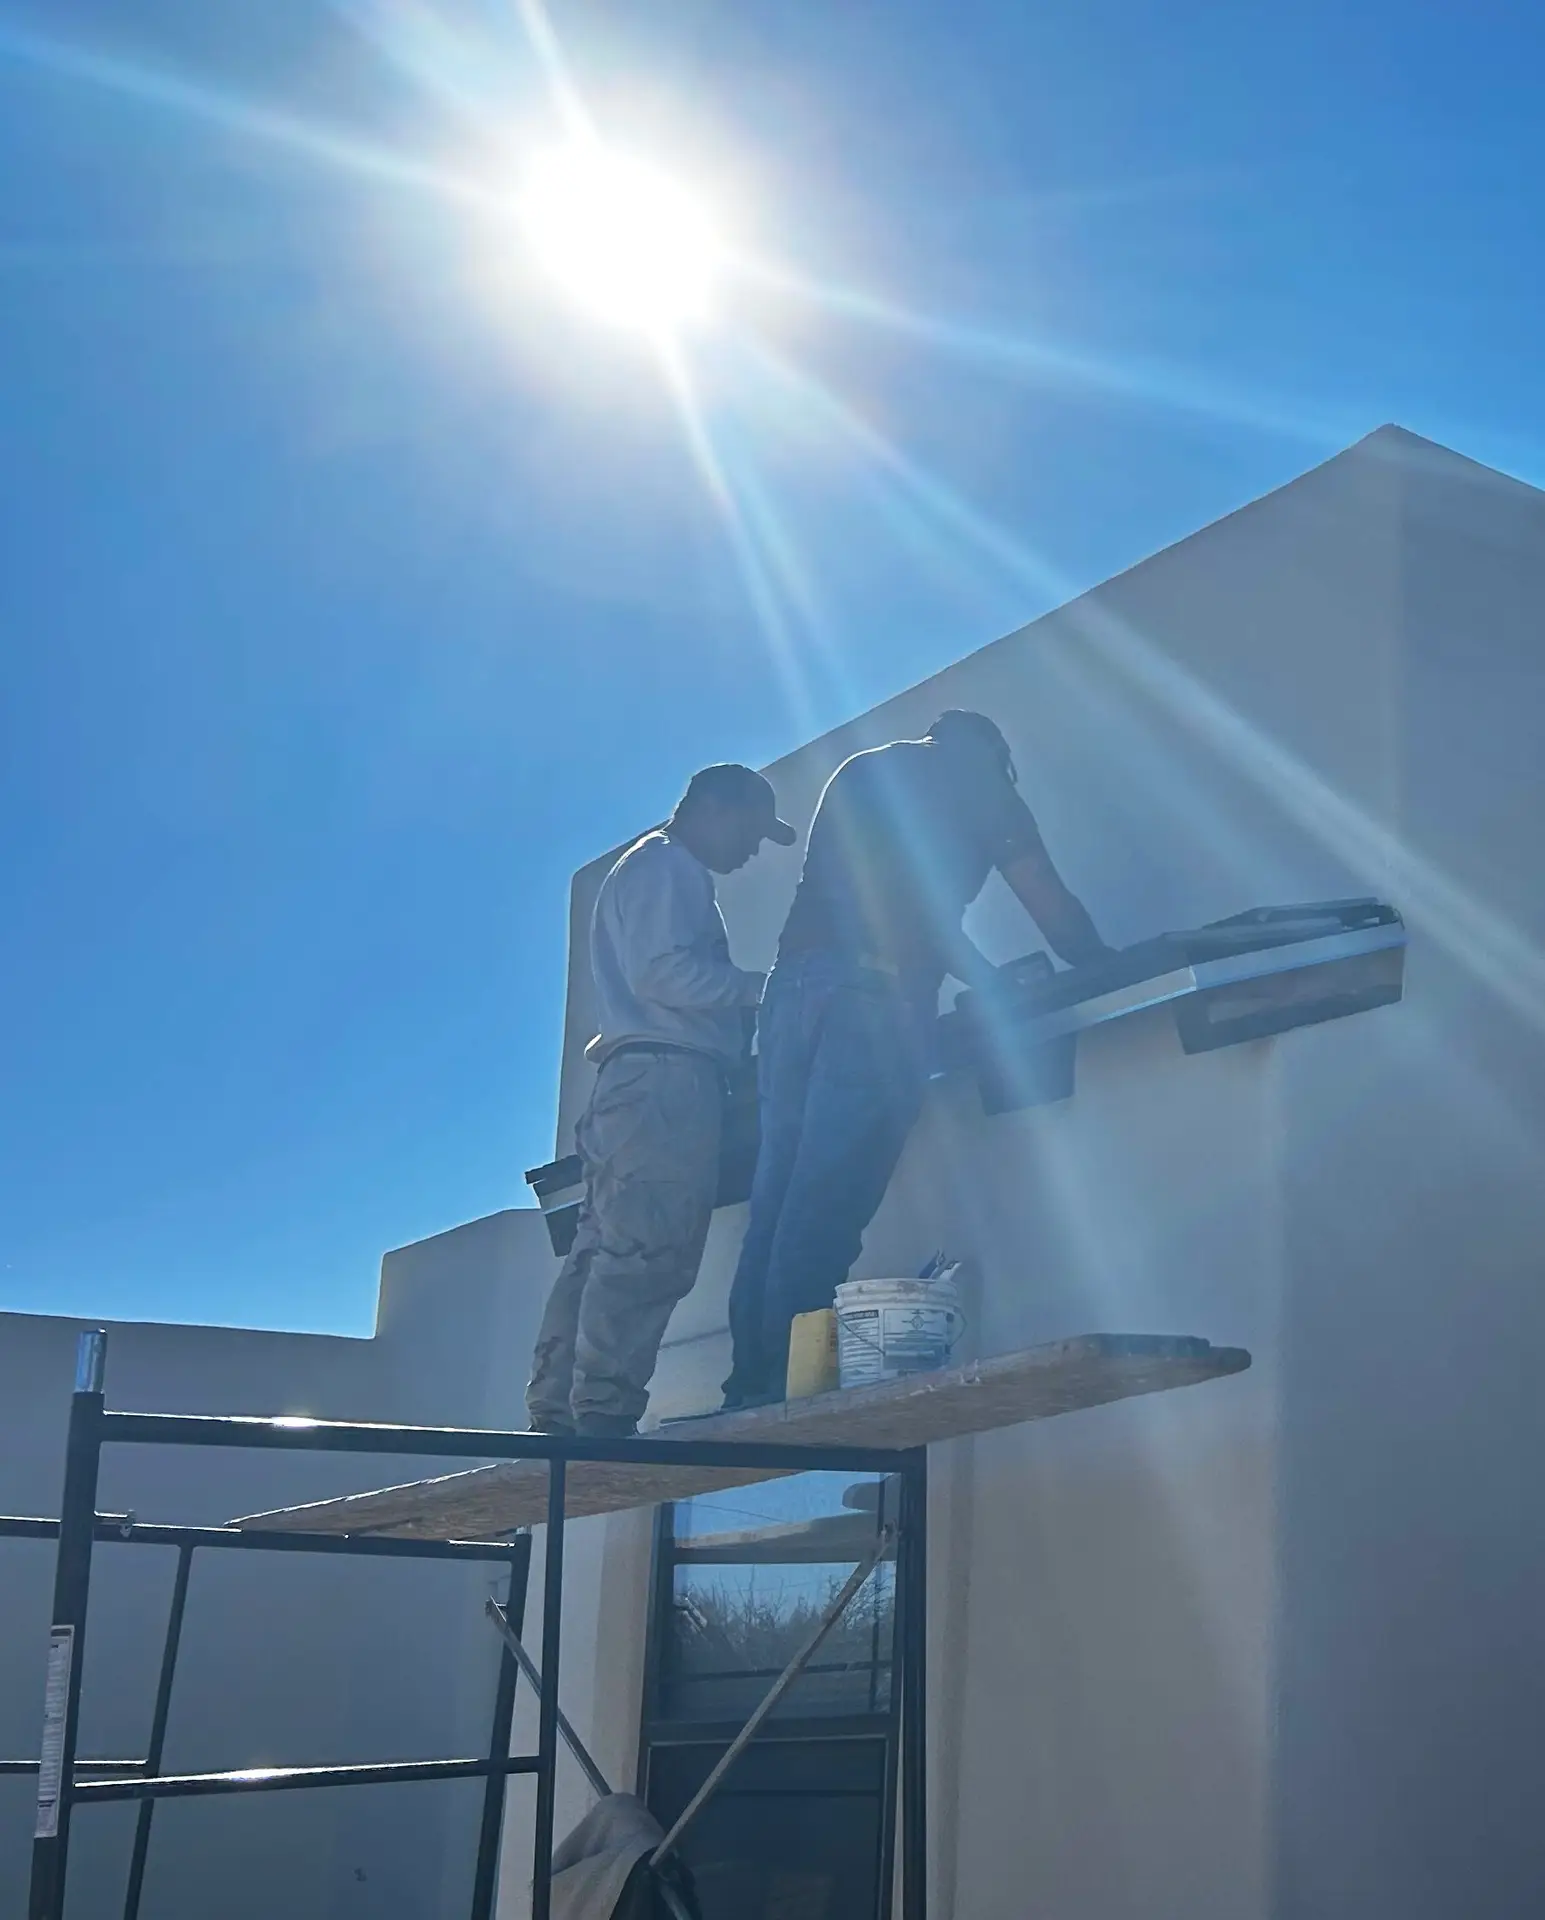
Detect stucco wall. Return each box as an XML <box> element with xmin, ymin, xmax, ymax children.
<box><xmin>1270</xmin><ymin>438</ymin><xmax>1545</xmax><ymax>1918</ymax></box>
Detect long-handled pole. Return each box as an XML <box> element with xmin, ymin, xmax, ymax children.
<box><xmin>470</xmin><ymin>1538</ymin><xmax>532</xmax><ymax>1920</ymax></box>
<box><xmin>650</xmin><ymin>1527</ymin><xmax>892</xmax><ymax>1867</ymax></box>
<box><xmin>485</xmin><ymin>1598</ymin><xmax>611</xmax><ymax>1801</ymax></box>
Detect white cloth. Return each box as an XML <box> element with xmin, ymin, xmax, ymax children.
<box><xmin>587</xmin><ymin>832</ymin><xmax>762</xmax><ymax>1068</ymax></box>
<box><xmin>548</xmin><ymin>1792</ymin><xmax>665</xmax><ymax>1920</ymax></box>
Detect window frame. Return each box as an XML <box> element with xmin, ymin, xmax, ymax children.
<box><xmin>636</xmin><ymin>1487</ymin><xmax>902</xmax><ymax>1918</ymax></box>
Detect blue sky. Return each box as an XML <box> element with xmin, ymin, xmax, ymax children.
<box><xmin>2</xmin><ymin>0</ymin><xmax>1541</xmax><ymax>1332</ymax></box>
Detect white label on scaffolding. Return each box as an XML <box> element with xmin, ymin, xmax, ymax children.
<box><xmin>34</xmin><ymin>1626</ymin><xmax>74</xmax><ymax>1839</ymax></box>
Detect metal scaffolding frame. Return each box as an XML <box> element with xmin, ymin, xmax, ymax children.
<box><xmin>12</xmin><ymin>1330</ymin><xmax>930</xmax><ymax>1920</ymax></box>
<box><xmin>0</xmin><ymin>1512</ymin><xmax>532</xmax><ymax>1920</ymax></box>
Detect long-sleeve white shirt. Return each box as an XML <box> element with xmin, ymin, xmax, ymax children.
<box><xmin>585</xmin><ymin>831</ymin><xmax>763</xmax><ymax>1066</ymax></box>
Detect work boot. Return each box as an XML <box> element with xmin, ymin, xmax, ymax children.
<box><xmin>720</xmin><ymin>1386</ymin><xmax>782</xmax><ymax>1415</ymax></box>
<box><xmin>574</xmin><ymin>1413</ymin><xmax>639</xmax><ymax>1439</ymax></box>
<box><xmin>719</xmin><ymin>1366</ymin><xmax>769</xmax><ymax>1413</ymax></box>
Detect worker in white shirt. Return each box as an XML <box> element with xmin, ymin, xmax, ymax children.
<box><xmin>526</xmin><ymin>764</ymin><xmax>797</xmax><ymax>1438</ymax></box>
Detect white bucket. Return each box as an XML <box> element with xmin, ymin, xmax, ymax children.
<box><xmin>835</xmin><ymin>1275</ymin><xmax>964</xmax><ymax>1389</ymax></box>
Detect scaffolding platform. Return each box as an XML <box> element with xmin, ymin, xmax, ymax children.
<box><xmin>233</xmin><ymin>1333</ymin><xmax>1250</xmax><ymax>1541</ymax></box>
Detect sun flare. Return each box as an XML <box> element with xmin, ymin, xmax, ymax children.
<box><xmin>519</xmin><ymin>141</ymin><xmax>721</xmax><ymax>334</ymax></box>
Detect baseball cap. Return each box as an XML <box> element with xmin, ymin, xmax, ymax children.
<box><xmin>681</xmin><ymin>764</ymin><xmax>797</xmax><ymax>844</ymax></box>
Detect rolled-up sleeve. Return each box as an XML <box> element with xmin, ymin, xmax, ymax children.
<box><xmin>616</xmin><ymin>851</ymin><xmax>763</xmax><ymax>1010</ymax></box>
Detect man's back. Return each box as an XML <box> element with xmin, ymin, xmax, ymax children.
<box><xmin>588</xmin><ymin>831</ymin><xmax>750</xmax><ymax>1065</ymax></box>
<box><xmin>779</xmin><ymin>738</ymin><xmax>1035</xmax><ymax>984</ymax></box>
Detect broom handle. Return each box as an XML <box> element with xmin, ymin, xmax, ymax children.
<box><xmin>485</xmin><ymin>1597</ymin><xmax>613</xmax><ymax>1799</ymax></box>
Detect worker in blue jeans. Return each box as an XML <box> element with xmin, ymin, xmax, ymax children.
<box><xmin>723</xmin><ymin>711</ymin><xmax>1108</xmax><ymax>1409</ymax></box>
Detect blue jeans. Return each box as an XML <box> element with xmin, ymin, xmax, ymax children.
<box><xmin>724</xmin><ymin>950</ymin><xmax>935</xmax><ymax>1401</ymax></box>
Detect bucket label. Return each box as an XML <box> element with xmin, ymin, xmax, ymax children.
<box><xmin>35</xmin><ymin>1625</ymin><xmax>73</xmax><ymax>1839</ymax></box>
<box><xmin>837</xmin><ymin>1292</ymin><xmax>959</xmax><ymax>1386</ymax></box>
<box><xmin>878</xmin><ymin>1305</ymin><xmax>953</xmax><ymax>1368</ymax></box>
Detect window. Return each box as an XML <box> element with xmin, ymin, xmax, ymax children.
<box><xmin>639</xmin><ymin>1472</ymin><xmax>899</xmax><ymax>1920</ymax></box>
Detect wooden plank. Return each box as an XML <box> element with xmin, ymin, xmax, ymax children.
<box><xmin>232</xmin><ymin>1334</ymin><xmax>1249</xmax><ymax>1541</ymax></box>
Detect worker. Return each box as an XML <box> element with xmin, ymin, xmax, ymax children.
<box><xmin>527</xmin><ymin>763</ymin><xmax>796</xmax><ymax>1439</ymax></box>
<box><xmin>722</xmin><ymin>710</ymin><xmax>1108</xmax><ymax>1409</ymax></box>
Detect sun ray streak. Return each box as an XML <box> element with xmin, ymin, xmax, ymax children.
<box><xmin>741</xmin><ymin>259</ymin><xmax>1361</xmax><ymax>448</ymax></box>
<box><xmin>514</xmin><ymin>0</ymin><xmax>596</xmax><ymax>142</ymax></box>
<box><xmin>329</xmin><ymin>0</ymin><xmax>514</xmax><ymax>125</ymax></box>
<box><xmin>0</xmin><ymin>21</ymin><xmax>491</xmax><ymax>208</ymax></box>
<box><xmin>717</xmin><ymin>348</ymin><xmax>1025</xmax><ymax>638</ymax></box>
<box><xmin>655</xmin><ymin>343</ymin><xmax>824</xmax><ymax>734</ymax></box>
<box><xmin>711</xmin><ymin>443</ymin><xmax>824</xmax><ymax>642</ymax></box>
<box><xmin>748</xmin><ymin>341</ymin><xmax>1066</xmax><ymax>599</ymax></box>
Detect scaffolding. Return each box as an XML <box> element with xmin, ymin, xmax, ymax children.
<box><xmin>10</xmin><ymin>1331</ymin><xmax>931</xmax><ymax>1920</ymax></box>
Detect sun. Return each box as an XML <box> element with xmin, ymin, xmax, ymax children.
<box><xmin>519</xmin><ymin>141</ymin><xmax>722</xmax><ymax>334</ymax></box>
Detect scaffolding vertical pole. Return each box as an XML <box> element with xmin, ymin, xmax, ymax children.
<box><xmin>530</xmin><ymin>1457</ymin><xmax>566</xmax><ymax>1920</ymax></box>
<box><xmin>122</xmin><ymin>1538</ymin><xmax>195</xmax><ymax>1920</ymax></box>
<box><xmin>469</xmin><ymin>1535</ymin><xmax>532</xmax><ymax>1920</ymax></box>
<box><xmin>876</xmin><ymin>1477</ymin><xmax>902</xmax><ymax>1920</ymax></box>
<box><xmin>898</xmin><ymin>1447</ymin><xmax>929</xmax><ymax>1920</ymax></box>
<box><xmin>29</xmin><ymin>1329</ymin><xmax>108</xmax><ymax>1920</ymax></box>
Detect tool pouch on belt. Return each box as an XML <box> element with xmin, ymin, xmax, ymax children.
<box><xmin>529</xmin><ymin>1051</ymin><xmax>763</xmax><ymax>1256</ymax></box>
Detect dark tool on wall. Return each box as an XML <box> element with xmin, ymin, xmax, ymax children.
<box><xmin>939</xmin><ymin>897</ymin><xmax>1405</xmax><ymax>1114</ymax></box>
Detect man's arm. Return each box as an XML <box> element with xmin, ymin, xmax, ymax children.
<box><xmin>619</xmin><ymin>854</ymin><xmax>765</xmax><ymax>1009</ymax></box>
<box><xmin>998</xmin><ymin>837</ymin><xmax>1109</xmax><ymax>969</ymax></box>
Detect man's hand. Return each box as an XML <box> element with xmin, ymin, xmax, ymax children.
<box><xmin>1058</xmin><ymin>918</ymin><xmax>1113</xmax><ymax>969</ymax></box>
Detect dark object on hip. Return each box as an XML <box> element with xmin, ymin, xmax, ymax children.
<box><xmin>527</xmin><ymin>1054</ymin><xmax>759</xmax><ymax>1258</ymax></box>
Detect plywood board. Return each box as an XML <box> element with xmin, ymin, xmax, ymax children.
<box><xmin>233</xmin><ymin>1334</ymin><xmax>1249</xmax><ymax>1541</ymax></box>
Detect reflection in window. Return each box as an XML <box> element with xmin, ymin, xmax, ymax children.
<box><xmin>659</xmin><ymin>1472</ymin><xmax>897</xmax><ymax>1724</ymax></box>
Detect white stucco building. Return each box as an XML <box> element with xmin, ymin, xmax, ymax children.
<box><xmin>5</xmin><ymin>425</ymin><xmax>1544</xmax><ymax>1918</ymax></box>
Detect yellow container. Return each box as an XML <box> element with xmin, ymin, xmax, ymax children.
<box><xmin>785</xmin><ymin>1308</ymin><xmax>841</xmax><ymax>1400</ymax></box>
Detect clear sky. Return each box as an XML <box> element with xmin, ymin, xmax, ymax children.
<box><xmin>2</xmin><ymin>0</ymin><xmax>1541</xmax><ymax>1333</ymax></box>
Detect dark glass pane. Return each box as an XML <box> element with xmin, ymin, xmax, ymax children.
<box><xmin>648</xmin><ymin>1738</ymin><xmax>887</xmax><ymax>1920</ymax></box>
